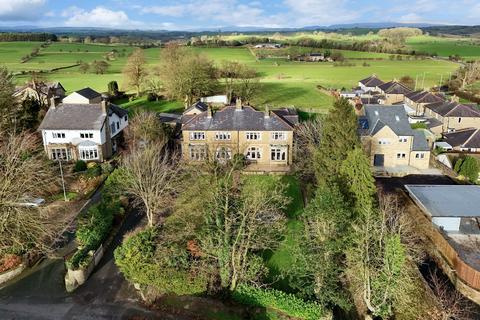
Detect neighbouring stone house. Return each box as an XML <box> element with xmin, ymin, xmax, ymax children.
<box><xmin>424</xmin><ymin>101</ymin><xmax>480</xmax><ymax>135</ymax></box>
<box><xmin>38</xmin><ymin>88</ymin><xmax>128</xmax><ymax>162</ymax></box>
<box><xmin>359</xmin><ymin>105</ymin><xmax>430</xmax><ymax>171</ymax></box>
<box><xmin>404</xmin><ymin>90</ymin><xmax>445</xmax><ymax>116</ymax></box>
<box><xmin>442</xmin><ymin>128</ymin><xmax>480</xmax><ymax>153</ymax></box>
<box><xmin>14</xmin><ymin>81</ymin><xmax>66</xmax><ymax>105</ymax></box>
<box><xmin>181</xmin><ymin>100</ymin><xmax>298</xmax><ymax>172</ymax></box>
<box><xmin>375</xmin><ymin>80</ymin><xmax>413</xmax><ymax>105</ymax></box>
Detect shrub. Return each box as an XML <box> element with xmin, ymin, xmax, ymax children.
<box><xmin>73</xmin><ymin>160</ymin><xmax>87</xmax><ymax>172</ymax></box>
<box><xmin>455</xmin><ymin>156</ymin><xmax>479</xmax><ymax>182</ymax></box>
<box><xmin>101</xmin><ymin>162</ymin><xmax>114</xmax><ymax>174</ymax></box>
<box><xmin>411</xmin><ymin>122</ymin><xmax>427</xmax><ymax>130</ymax></box>
<box><xmin>67</xmin><ymin>200</ymin><xmax>121</xmax><ymax>269</ymax></box>
<box><xmin>114</xmin><ymin>228</ymin><xmax>208</xmax><ymax>296</ymax></box>
<box><xmin>85</xmin><ymin>165</ymin><xmax>102</xmax><ymax>178</ymax></box>
<box><xmin>232</xmin><ymin>284</ymin><xmax>325</xmax><ymax>320</ymax></box>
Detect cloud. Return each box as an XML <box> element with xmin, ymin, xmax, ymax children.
<box><xmin>282</xmin><ymin>0</ymin><xmax>359</xmax><ymax>25</ymax></box>
<box><xmin>63</xmin><ymin>6</ymin><xmax>140</xmax><ymax>28</ymax></box>
<box><xmin>0</xmin><ymin>0</ymin><xmax>47</xmax><ymax>21</ymax></box>
<box><xmin>398</xmin><ymin>13</ymin><xmax>423</xmax><ymax>23</ymax></box>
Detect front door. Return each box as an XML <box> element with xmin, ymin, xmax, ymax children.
<box><xmin>373</xmin><ymin>154</ymin><xmax>384</xmax><ymax>167</ymax></box>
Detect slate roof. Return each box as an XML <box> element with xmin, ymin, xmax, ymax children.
<box><xmin>405</xmin><ymin>91</ymin><xmax>445</xmax><ymax>104</ymax></box>
<box><xmin>425</xmin><ymin>101</ymin><xmax>480</xmax><ymax>118</ymax></box>
<box><xmin>378</xmin><ymin>81</ymin><xmax>412</xmax><ymax>95</ymax></box>
<box><xmin>359</xmin><ymin>75</ymin><xmax>385</xmax><ymax>87</ymax></box>
<box><xmin>360</xmin><ymin>105</ymin><xmax>429</xmax><ymax>151</ymax></box>
<box><xmin>182</xmin><ymin>105</ymin><xmax>294</xmax><ymax>131</ymax></box>
<box><xmin>271</xmin><ymin>108</ymin><xmax>299</xmax><ymax>126</ymax></box>
<box><xmin>38</xmin><ymin>103</ymin><xmax>127</xmax><ymax>131</ymax></box>
<box><xmin>443</xmin><ymin>128</ymin><xmax>480</xmax><ymax>149</ymax></box>
<box><xmin>75</xmin><ymin>87</ymin><xmax>102</xmax><ymax>100</ymax></box>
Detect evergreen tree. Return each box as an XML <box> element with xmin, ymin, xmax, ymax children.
<box><xmin>314</xmin><ymin>98</ymin><xmax>360</xmax><ymax>186</ymax></box>
<box><xmin>457</xmin><ymin>156</ymin><xmax>479</xmax><ymax>182</ymax></box>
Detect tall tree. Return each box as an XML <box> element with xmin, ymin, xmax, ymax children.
<box><xmin>159</xmin><ymin>44</ymin><xmax>218</xmax><ymax>105</ymax></box>
<box><xmin>314</xmin><ymin>98</ymin><xmax>359</xmax><ymax>186</ymax></box>
<box><xmin>123</xmin><ymin>48</ymin><xmax>147</xmax><ymax>97</ymax></box>
<box><xmin>0</xmin><ymin>67</ymin><xmax>20</xmax><ymax>133</ymax></box>
<box><xmin>219</xmin><ymin>61</ymin><xmax>258</xmax><ymax>103</ymax></box>
<box><xmin>0</xmin><ymin>131</ymin><xmax>58</xmax><ymax>256</ymax></box>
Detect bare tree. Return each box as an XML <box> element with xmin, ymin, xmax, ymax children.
<box><xmin>124</xmin><ymin>111</ymin><xmax>170</xmax><ymax>148</ymax></box>
<box><xmin>0</xmin><ymin>131</ymin><xmax>58</xmax><ymax>256</ymax></box>
<box><xmin>428</xmin><ymin>269</ymin><xmax>474</xmax><ymax>320</ymax></box>
<box><xmin>123</xmin><ymin>48</ymin><xmax>147</xmax><ymax>97</ymax></box>
<box><xmin>219</xmin><ymin>61</ymin><xmax>258</xmax><ymax>103</ymax></box>
<box><xmin>459</xmin><ymin>61</ymin><xmax>480</xmax><ymax>90</ymax></box>
<box><xmin>119</xmin><ymin>142</ymin><xmax>181</xmax><ymax>227</ymax></box>
<box><xmin>293</xmin><ymin>116</ymin><xmax>322</xmax><ymax>182</ymax></box>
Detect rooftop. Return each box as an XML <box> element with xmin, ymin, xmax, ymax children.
<box><xmin>378</xmin><ymin>81</ymin><xmax>412</xmax><ymax>95</ymax></box>
<box><xmin>405</xmin><ymin>185</ymin><xmax>480</xmax><ymax>218</ymax></box>
<box><xmin>182</xmin><ymin>105</ymin><xmax>295</xmax><ymax>131</ymax></box>
<box><xmin>359</xmin><ymin>75</ymin><xmax>385</xmax><ymax>87</ymax></box>
<box><xmin>75</xmin><ymin>87</ymin><xmax>102</xmax><ymax>100</ymax></box>
<box><xmin>425</xmin><ymin>101</ymin><xmax>480</xmax><ymax>118</ymax></box>
<box><xmin>443</xmin><ymin>128</ymin><xmax>480</xmax><ymax>149</ymax></box>
<box><xmin>405</xmin><ymin>90</ymin><xmax>445</xmax><ymax>104</ymax></box>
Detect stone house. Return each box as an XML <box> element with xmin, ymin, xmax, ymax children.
<box><xmin>404</xmin><ymin>90</ymin><xmax>445</xmax><ymax>116</ymax></box>
<box><xmin>358</xmin><ymin>74</ymin><xmax>385</xmax><ymax>93</ymax></box>
<box><xmin>359</xmin><ymin>105</ymin><xmax>430</xmax><ymax>171</ymax></box>
<box><xmin>424</xmin><ymin>101</ymin><xmax>480</xmax><ymax>135</ymax></box>
<box><xmin>181</xmin><ymin>101</ymin><xmax>298</xmax><ymax>172</ymax></box>
<box><xmin>375</xmin><ymin>80</ymin><xmax>412</xmax><ymax>105</ymax></box>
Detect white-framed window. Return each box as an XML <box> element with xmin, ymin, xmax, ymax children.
<box><xmin>189</xmin><ymin>145</ymin><xmax>206</xmax><ymax>161</ymax></box>
<box><xmin>396</xmin><ymin>153</ymin><xmax>406</xmax><ymax>159</ymax></box>
<box><xmin>116</xmin><ymin>122</ymin><xmax>120</xmax><ymax>130</ymax></box>
<box><xmin>246</xmin><ymin>146</ymin><xmax>261</xmax><ymax>160</ymax></box>
<box><xmin>79</xmin><ymin>147</ymin><xmax>99</xmax><ymax>160</ymax></box>
<box><xmin>271</xmin><ymin>132</ymin><xmax>287</xmax><ymax>141</ymax></box>
<box><xmin>398</xmin><ymin>137</ymin><xmax>408</xmax><ymax>143</ymax></box>
<box><xmin>215</xmin><ymin>132</ymin><xmax>231</xmax><ymax>141</ymax></box>
<box><xmin>52</xmin><ymin>132</ymin><xmax>65</xmax><ymax>139</ymax></box>
<box><xmin>415</xmin><ymin>153</ymin><xmax>425</xmax><ymax>159</ymax></box>
<box><xmin>246</xmin><ymin>132</ymin><xmax>261</xmax><ymax>140</ymax></box>
<box><xmin>51</xmin><ymin>148</ymin><xmax>71</xmax><ymax>161</ymax></box>
<box><xmin>80</xmin><ymin>133</ymin><xmax>94</xmax><ymax>139</ymax></box>
<box><xmin>216</xmin><ymin>147</ymin><xmax>232</xmax><ymax>161</ymax></box>
<box><xmin>190</xmin><ymin>132</ymin><xmax>205</xmax><ymax>140</ymax></box>
<box><xmin>378</xmin><ymin>139</ymin><xmax>390</xmax><ymax>145</ymax></box>
<box><xmin>271</xmin><ymin>147</ymin><xmax>287</xmax><ymax>161</ymax></box>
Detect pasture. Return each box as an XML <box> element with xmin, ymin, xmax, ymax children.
<box><xmin>2</xmin><ymin>42</ymin><xmax>461</xmax><ymax>111</ymax></box>
<box><xmin>406</xmin><ymin>35</ymin><xmax>480</xmax><ymax>60</ymax></box>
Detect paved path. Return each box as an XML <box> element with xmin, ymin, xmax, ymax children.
<box><xmin>0</xmin><ymin>204</ymin><xmax>176</xmax><ymax>320</ymax></box>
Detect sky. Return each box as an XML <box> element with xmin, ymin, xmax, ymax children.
<box><xmin>0</xmin><ymin>0</ymin><xmax>479</xmax><ymax>30</ymax></box>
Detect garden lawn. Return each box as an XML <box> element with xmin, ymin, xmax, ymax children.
<box><xmin>113</xmin><ymin>96</ymin><xmax>184</xmax><ymax>114</ymax></box>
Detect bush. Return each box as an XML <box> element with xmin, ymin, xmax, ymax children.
<box><xmin>114</xmin><ymin>228</ymin><xmax>208</xmax><ymax>296</ymax></box>
<box><xmin>85</xmin><ymin>164</ymin><xmax>102</xmax><ymax>178</ymax></box>
<box><xmin>455</xmin><ymin>156</ymin><xmax>479</xmax><ymax>182</ymax></box>
<box><xmin>232</xmin><ymin>284</ymin><xmax>325</xmax><ymax>320</ymax></box>
<box><xmin>73</xmin><ymin>160</ymin><xmax>87</xmax><ymax>172</ymax></box>
<box><xmin>67</xmin><ymin>200</ymin><xmax>121</xmax><ymax>269</ymax></box>
<box><xmin>411</xmin><ymin>122</ymin><xmax>427</xmax><ymax>130</ymax></box>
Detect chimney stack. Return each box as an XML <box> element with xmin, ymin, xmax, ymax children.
<box><xmin>264</xmin><ymin>106</ymin><xmax>270</xmax><ymax>118</ymax></box>
<box><xmin>207</xmin><ymin>106</ymin><xmax>213</xmax><ymax>118</ymax></box>
<box><xmin>50</xmin><ymin>97</ymin><xmax>56</xmax><ymax>110</ymax></box>
<box><xmin>236</xmin><ymin>98</ymin><xmax>242</xmax><ymax>110</ymax></box>
<box><xmin>101</xmin><ymin>100</ymin><xmax>108</xmax><ymax>115</ymax></box>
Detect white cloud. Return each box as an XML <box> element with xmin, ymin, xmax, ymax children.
<box><xmin>282</xmin><ymin>0</ymin><xmax>359</xmax><ymax>25</ymax></box>
<box><xmin>398</xmin><ymin>13</ymin><xmax>423</xmax><ymax>23</ymax></box>
<box><xmin>63</xmin><ymin>6</ymin><xmax>140</xmax><ymax>28</ymax></box>
<box><xmin>0</xmin><ymin>0</ymin><xmax>46</xmax><ymax>21</ymax></box>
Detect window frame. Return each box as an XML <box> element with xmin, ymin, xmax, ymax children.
<box><xmin>270</xmin><ymin>147</ymin><xmax>287</xmax><ymax>161</ymax></box>
<box><xmin>190</xmin><ymin>131</ymin><xmax>206</xmax><ymax>141</ymax></box>
<box><xmin>246</xmin><ymin>132</ymin><xmax>261</xmax><ymax>141</ymax></box>
<box><xmin>79</xmin><ymin>146</ymin><xmax>99</xmax><ymax>160</ymax></box>
<box><xmin>246</xmin><ymin>146</ymin><xmax>262</xmax><ymax>160</ymax></box>
<box><xmin>215</xmin><ymin>132</ymin><xmax>231</xmax><ymax>141</ymax></box>
<box><xmin>271</xmin><ymin>132</ymin><xmax>287</xmax><ymax>141</ymax></box>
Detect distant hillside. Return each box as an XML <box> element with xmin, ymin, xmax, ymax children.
<box><xmin>422</xmin><ymin>25</ymin><xmax>480</xmax><ymax>36</ymax></box>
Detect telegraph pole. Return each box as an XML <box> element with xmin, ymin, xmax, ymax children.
<box><xmin>58</xmin><ymin>159</ymin><xmax>67</xmax><ymax>202</ymax></box>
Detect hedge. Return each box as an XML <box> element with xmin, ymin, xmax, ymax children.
<box><xmin>66</xmin><ymin>200</ymin><xmax>122</xmax><ymax>270</ymax></box>
<box><xmin>232</xmin><ymin>284</ymin><xmax>326</xmax><ymax>320</ymax></box>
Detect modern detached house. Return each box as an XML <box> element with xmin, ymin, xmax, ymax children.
<box><xmin>359</xmin><ymin>105</ymin><xmax>430</xmax><ymax>172</ymax></box>
<box><xmin>181</xmin><ymin>100</ymin><xmax>298</xmax><ymax>172</ymax></box>
<box><xmin>38</xmin><ymin>88</ymin><xmax>128</xmax><ymax>162</ymax></box>
<box><xmin>358</xmin><ymin>74</ymin><xmax>385</xmax><ymax>93</ymax></box>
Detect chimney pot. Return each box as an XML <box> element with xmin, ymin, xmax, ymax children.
<box><xmin>264</xmin><ymin>106</ymin><xmax>270</xmax><ymax>118</ymax></box>
<box><xmin>50</xmin><ymin>97</ymin><xmax>56</xmax><ymax>109</ymax></box>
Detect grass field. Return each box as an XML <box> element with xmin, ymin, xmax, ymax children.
<box><xmin>1</xmin><ymin>41</ymin><xmax>462</xmax><ymax>111</ymax></box>
<box><xmin>406</xmin><ymin>35</ymin><xmax>480</xmax><ymax>60</ymax></box>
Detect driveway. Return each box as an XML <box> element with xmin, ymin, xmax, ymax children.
<box><xmin>0</xmin><ymin>207</ymin><xmax>178</xmax><ymax>320</ymax></box>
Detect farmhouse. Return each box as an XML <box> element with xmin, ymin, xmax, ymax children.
<box><xmin>424</xmin><ymin>101</ymin><xmax>480</xmax><ymax>135</ymax></box>
<box><xmin>375</xmin><ymin>80</ymin><xmax>412</xmax><ymax>104</ymax></box>
<box><xmin>404</xmin><ymin>90</ymin><xmax>445</xmax><ymax>116</ymax></box>
<box><xmin>38</xmin><ymin>88</ymin><xmax>128</xmax><ymax>162</ymax></box>
<box><xmin>181</xmin><ymin>100</ymin><xmax>297</xmax><ymax>172</ymax></box>
<box><xmin>358</xmin><ymin>105</ymin><xmax>430</xmax><ymax>172</ymax></box>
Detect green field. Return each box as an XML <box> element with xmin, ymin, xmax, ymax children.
<box><xmin>406</xmin><ymin>35</ymin><xmax>480</xmax><ymax>60</ymax></box>
<box><xmin>1</xmin><ymin>41</ymin><xmax>462</xmax><ymax>111</ymax></box>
